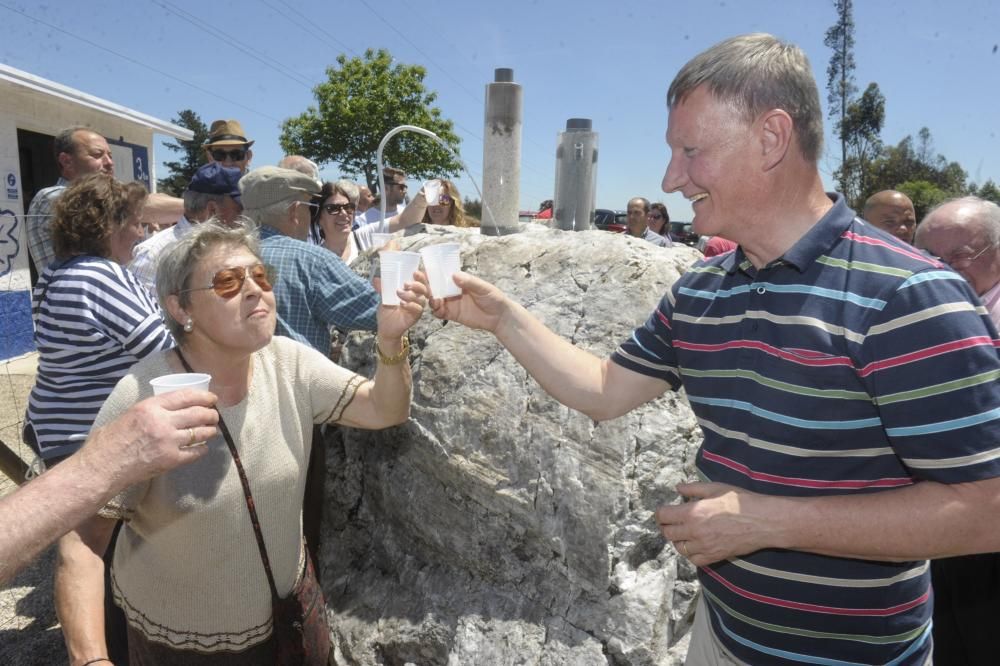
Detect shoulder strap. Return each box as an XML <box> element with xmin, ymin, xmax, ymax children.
<box><xmin>175</xmin><ymin>349</ymin><xmax>280</xmax><ymax>601</ymax></box>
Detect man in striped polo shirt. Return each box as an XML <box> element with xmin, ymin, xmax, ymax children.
<box><xmin>430</xmin><ymin>33</ymin><xmax>1000</xmax><ymax>664</ymax></box>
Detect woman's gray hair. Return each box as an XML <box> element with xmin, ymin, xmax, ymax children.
<box><xmin>155</xmin><ymin>221</ymin><xmax>262</xmax><ymax>340</ymax></box>
<box><xmin>332</xmin><ymin>179</ymin><xmax>360</xmax><ymax>206</ymax></box>
<box><xmin>668</xmin><ymin>33</ymin><xmax>823</xmax><ymax>163</ymax></box>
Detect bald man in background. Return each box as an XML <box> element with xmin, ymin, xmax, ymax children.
<box><xmin>863</xmin><ymin>190</ymin><xmax>917</xmax><ymax>244</ymax></box>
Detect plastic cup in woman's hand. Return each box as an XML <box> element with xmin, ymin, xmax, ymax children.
<box><xmin>150</xmin><ymin>373</ymin><xmax>212</xmax><ymax>396</ymax></box>
<box><xmin>420</xmin><ymin>243</ymin><xmax>462</xmax><ymax>298</ymax></box>
<box><xmin>379</xmin><ymin>251</ymin><xmax>422</xmax><ymax>305</ymax></box>
<box><xmin>422</xmin><ymin>179</ymin><xmax>442</xmax><ymax>204</ymax></box>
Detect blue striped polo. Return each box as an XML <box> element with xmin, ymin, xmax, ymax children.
<box><xmin>612</xmin><ymin>195</ymin><xmax>1000</xmax><ymax>664</ymax></box>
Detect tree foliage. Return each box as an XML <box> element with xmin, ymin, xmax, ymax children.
<box><xmin>865</xmin><ymin>128</ymin><xmax>968</xmax><ymax>209</ymax></box>
<box><xmin>894</xmin><ymin>180</ymin><xmax>950</xmax><ymax>222</ymax></box>
<box><xmin>280</xmin><ymin>48</ymin><xmax>462</xmax><ymax>195</ymax></box>
<box><xmin>157</xmin><ymin>109</ymin><xmax>209</xmax><ymax>196</ymax></box>
<box><xmin>835</xmin><ymin>82</ymin><xmax>884</xmax><ymax>208</ymax></box>
<box><xmin>971</xmin><ymin>179</ymin><xmax>1000</xmax><ymax>205</ymax></box>
<box><xmin>824</xmin><ymin>0</ymin><xmax>857</xmax><ymax>188</ymax></box>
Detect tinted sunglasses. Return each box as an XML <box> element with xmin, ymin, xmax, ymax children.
<box><xmin>323</xmin><ymin>202</ymin><xmax>356</xmax><ymax>215</ymax></box>
<box><xmin>436</xmin><ymin>194</ymin><xmax>453</xmax><ymax>206</ymax></box>
<box><xmin>179</xmin><ymin>263</ymin><xmax>274</xmax><ymax>299</ymax></box>
<box><xmin>210</xmin><ymin>148</ymin><xmax>248</xmax><ymax>162</ymax></box>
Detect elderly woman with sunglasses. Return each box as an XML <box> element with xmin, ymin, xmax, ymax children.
<box><xmin>58</xmin><ymin>221</ymin><xmax>428</xmax><ymax>664</ymax></box>
<box><xmin>310</xmin><ymin>179</ymin><xmax>429</xmax><ymax>262</ymax></box>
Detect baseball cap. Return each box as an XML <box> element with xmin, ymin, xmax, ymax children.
<box><xmin>187</xmin><ymin>162</ymin><xmax>243</xmax><ymax>203</ymax></box>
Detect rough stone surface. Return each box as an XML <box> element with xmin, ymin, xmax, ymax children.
<box><xmin>322</xmin><ymin>227</ymin><xmax>704</xmax><ymax>665</ymax></box>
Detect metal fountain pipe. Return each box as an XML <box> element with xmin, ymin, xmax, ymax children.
<box><xmin>375</xmin><ymin>124</ymin><xmax>498</xmax><ymax>234</ymax></box>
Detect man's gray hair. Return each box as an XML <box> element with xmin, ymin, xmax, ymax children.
<box><xmin>53</xmin><ymin>126</ymin><xmax>93</xmax><ymax>161</ymax></box>
<box><xmin>242</xmin><ymin>199</ymin><xmax>297</xmax><ymax>229</ymax></box>
<box><xmin>924</xmin><ymin>195</ymin><xmax>1000</xmax><ymax>247</ymax></box>
<box><xmin>156</xmin><ymin>220</ymin><xmax>262</xmax><ymax>340</ymax></box>
<box><xmin>182</xmin><ymin>190</ymin><xmax>226</xmax><ymax>216</ymax></box>
<box><xmin>278</xmin><ymin>155</ymin><xmax>320</xmax><ymax>181</ymax></box>
<box><xmin>668</xmin><ymin>33</ymin><xmax>823</xmax><ymax>163</ymax></box>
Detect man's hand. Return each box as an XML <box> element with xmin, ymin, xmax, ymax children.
<box><xmin>428</xmin><ymin>271</ymin><xmax>510</xmax><ymax>333</ymax></box>
<box><xmin>78</xmin><ymin>389</ymin><xmax>219</xmax><ymax>487</ymax></box>
<box><xmin>655</xmin><ymin>482</ymin><xmax>784</xmax><ymax>566</ymax></box>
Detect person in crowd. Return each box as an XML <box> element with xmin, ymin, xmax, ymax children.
<box><xmin>352</xmin><ymin>185</ymin><xmax>376</xmax><ymax>229</ymax></box>
<box><xmin>130</xmin><ymin>162</ymin><xmax>243</xmax><ymax>293</ymax></box>
<box><xmin>863</xmin><ymin>189</ymin><xmax>917</xmax><ymax>244</ymax></box>
<box><xmin>625</xmin><ymin>197</ymin><xmax>669</xmax><ymax>247</ymax></box>
<box><xmin>365</xmin><ymin>166</ymin><xmax>407</xmax><ymax>223</ymax></box>
<box><xmin>55</xmin><ymin>220</ymin><xmax>428</xmax><ymax>664</ymax></box>
<box><xmin>421</xmin><ymin>179</ymin><xmax>473</xmax><ymax>227</ymax></box>
<box><xmin>535</xmin><ymin>199</ymin><xmax>554</xmax><ymax>220</ymax></box>
<box><xmin>277</xmin><ymin>154</ymin><xmax>320</xmax><ymax>181</ymax></box>
<box><xmin>311</xmin><ymin>179</ymin><xmax>430</xmax><ymax>258</ymax></box>
<box><xmin>24</xmin><ymin>174</ymin><xmax>173</xmax><ymax>465</ymax></box>
<box><xmin>26</xmin><ymin>126</ymin><xmax>182</xmax><ymax>279</ymax></box>
<box><xmin>204</xmin><ymin>119</ymin><xmax>254</xmax><ymax>173</ymax></box>
<box><xmin>0</xmin><ymin>390</ymin><xmax>218</xmax><ymax>585</ymax></box>
<box><xmin>647</xmin><ymin>202</ymin><xmax>673</xmax><ymax>245</ymax></box>
<box><xmin>913</xmin><ymin>195</ymin><xmax>1000</xmax><ymax>664</ymax></box>
<box><xmin>428</xmin><ymin>33</ymin><xmax>1000</xmax><ymax>665</ymax></box>
<box><xmin>701</xmin><ymin>235</ymin><xmax>738</xmax><ymax>257</ymax></box>
<box><xmin>239</xmin><ymin>167</ymin><xmax>381</xmax><ymax>351</ymax></box>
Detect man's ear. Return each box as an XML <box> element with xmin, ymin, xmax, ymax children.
<box><xmin>759</xmin><ymin>109</ymin><xmax>793</xmax><ymax>171</ymax></box>
<box><xmin>57</xmin><ymin>152</ymin><xmax>74</xmax><ymax>178</ymax></box>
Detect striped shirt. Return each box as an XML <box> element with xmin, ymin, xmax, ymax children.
<box><xmin>259</xmin><ymin>225</ymin><xmax>378</xmax><ymax>352</ymax></box>
<box><xmin>612</xmin><ymin>195</ymin><xmax>1000</xmax><ymax>664</ymax></box>
<box><xmin>26</xmin><ymin>256</ymin><xmax>174</xmax><ymax>459</ymax></box>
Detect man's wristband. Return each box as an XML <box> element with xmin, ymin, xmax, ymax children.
<box><xmin>375</xmin><ymin>335</ymin><xmax>409</xmax><ymax>366</ymax></box>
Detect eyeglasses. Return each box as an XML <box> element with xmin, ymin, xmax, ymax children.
<box><xmin>939</xmin><ymin>244</ymin><xmax>992</xmax><ymax>268</ymax></box>
<box><xmin>179</xmin><ymin>263</ymin><xmax>274</xmax><ymax>299</ymax></box>
<box><xmin>436</xmin><ymin>194</ymin><xmax>453</xmax><ymax>206</ymax></box>
<box><xmin>322</xmin><ymin>202</ymin><xmax>356</xmax><ymax>215</ymax></box>
<box><xmin>648</xmin><ymin>213</ymin><xmax>664</xmax><ymax>220</ymax></box>
<box><xmin>210</xmin><ymin>148</ymin><xmax>248</xmax><ymax>162</ymax></box>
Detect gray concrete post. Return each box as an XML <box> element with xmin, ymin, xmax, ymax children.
<box><xmin>481</xmin><ymin>68</ymin><xmax>522</xmax><ymax>235</ymax></box>
<box><xmin>553</xmin><ymin>118</ymin><xmax>598</xmax><ymax>231</ymax></box>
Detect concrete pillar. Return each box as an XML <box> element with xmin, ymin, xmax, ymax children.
<box><xmin>553</xmin><ymin>118</ymin><xmax>598</xmax><ymax>232</ymax></box>
<box><xmin>481</xmin><ymin>68</ymin><xmax>522</xmax><ymax>236</ymax></box>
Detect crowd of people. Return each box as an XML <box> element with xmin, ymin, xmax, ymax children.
<box><xmin>2</xmin><ymin>30</ymin><xmax>999</xmax><ymax>666</ymax></box>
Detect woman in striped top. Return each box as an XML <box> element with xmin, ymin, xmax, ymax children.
<box><xmin>24</xmin><ymin>173</ymin><xmax>174</xmax><ymax>463</ymax></box>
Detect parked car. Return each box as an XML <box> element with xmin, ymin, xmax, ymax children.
<box><xmin>669</xmin><ymin>221</ymin><xmax>699</xmax><ymax>246</ymax></box>
<box><xmin>593</xmin><ymin>208</ymin><xmax>627</xmax><ymax>233</ymax></box>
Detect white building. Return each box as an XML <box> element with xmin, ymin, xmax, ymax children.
<box><xmin>0</xmin><ymin>63</ymin><xmax>192</xmax><ymax>361</ymax></box>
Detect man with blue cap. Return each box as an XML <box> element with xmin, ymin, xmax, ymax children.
<box><xmin>130</xmin><ymin>161</ymin><xmax>243</xmax><ymax>293</ymax></box>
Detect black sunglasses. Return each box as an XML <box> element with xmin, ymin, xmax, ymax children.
<box><xmin>210</xmin><ymin>148</ymin><xmax>248</xmax><ymax>162</ymax></box>
<box><xmin>323</xmin><ymin>202</ymin><xmax>356</xmax><ymax>215</ymax></box>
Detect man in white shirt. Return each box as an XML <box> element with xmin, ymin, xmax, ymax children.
<box><xmin>364</xmin><ymin>166</ymin><xmax>407</xmax><ymax>224</ymax></box>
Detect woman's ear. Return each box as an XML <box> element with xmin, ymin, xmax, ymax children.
<box><xmin>163</xmin><ymin>294</ymin><xmax>187</xmax><ymax>331</ymax></box>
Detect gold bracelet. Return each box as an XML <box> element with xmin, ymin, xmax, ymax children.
<box><xmin>375</xmin><ymin>335</ymin><xmax>410</xmax><ymax>366</ymax></box>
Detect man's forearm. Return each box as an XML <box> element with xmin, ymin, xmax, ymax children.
<box><xmin>778</xmin><ymin>475</ymin><xmax>1000</xmax><ymax>560</ymax></box>
<box><xmin>0</xmin><ymin>454</ymin><xmax>116</xmax><ymax>584</ymax></box>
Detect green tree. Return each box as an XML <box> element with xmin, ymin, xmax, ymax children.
<box><xmin>895</xmin><ymin>180</ymin><xmax>949</xmax><ymax>221</ymax></box>
<box><xmin>157</xmin><ymin>109</ymin><xmax>209</xmax><ymax>196</ymax></box>
<box><xmin>866</xmin><ymin>128</ymin><xmax>968</xmax><ymax>204</ymax></box>
<box><xmin>824</xmin><ymin>0</ymin><xmax>857</xmax><ymax>191</ymax></box>
<box><xmin>463</xmin><ymin>197</ymin><xmax>482</xmax><ymax>222</ymax></box>
<box><xmin>280</xmin><ymin>49</ymin><xmax>462</xmax><ymax>195</ymax></box>
<box><xmin>973</xmin><ymin>179</ymin><xmax>1000</xmax><ymax>205</ymax></box>
<box><xmin>835</xmin><ymin>82</ymin><xmax>884</xmax><ymax>208</ymax></box>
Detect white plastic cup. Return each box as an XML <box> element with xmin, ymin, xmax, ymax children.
<box><xmin>423</xmin><ymin>179</ymin><xmax>442</xmax><ymax>205</ymax></box>
<box><xmin>379</xmin><ymin>251</ymin><xmax>422</xmax><ymax>305</ymax></box>
<box><xmin>150</xmin><ymin>373</ymin><xmax>212</xmax><ymax>396</ymax></box>
<box><xmin>370</xmin><ymin>233</ymin><xmax>394</xmax><ymax>248</ymax></box>
<box><xmin>420</xmin><ymin>243</ymin><xmax>462</xmax><ymax>298</ymax></box>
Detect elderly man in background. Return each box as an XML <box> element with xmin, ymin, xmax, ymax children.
<box><xmin>863</xmin><ymin>189</ymin><xmax>917</xmax><ymax>244</ymax></box>
<box><xmin>278</xmin><ymin>154</ymin><xmax>321</xmax><ymax>181</ymax></box>
<box><xmin>130</xmin><ymin>162</ymin><xmax>243</xmax><ymax>293</ymax></box>
<box><xmin>625</xmin><ymin>197</ymin><xmax>669</xmax><ymax>247</ymax></box>
<box><xmin>917</xmin><ymin>196</ymin><xmax>1000</xmax><ymax>328</ymax></box>
<box><xmin>204</xmin><ymin>119</ymin><xmax>254</xmax><ymax>173</ymax></box>
<box><xmin>430</xmin><ymin>33</ymin><xmax>1000</xmax><ymax>665</ymax></box>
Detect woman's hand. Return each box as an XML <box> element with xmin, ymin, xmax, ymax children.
<box><xmin>428</xmin><ymin>271</ymin><xmax>510</xmax><ymax>333</ymax></box>
<box><xmin>376</xmin><ymin>270</ymin><xmax>429</xmax><ymax>340</ymax></box>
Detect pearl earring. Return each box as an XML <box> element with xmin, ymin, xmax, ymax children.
<box><xmin>183</xmin><ymin>318</ymin><xmax>193</xmax><ymax>333</ymax></box>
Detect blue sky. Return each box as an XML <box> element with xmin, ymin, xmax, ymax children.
<box><xmin>1</xmin><ymin>0</ymin><xmax>998</xmax><ymax>222</ymax></box>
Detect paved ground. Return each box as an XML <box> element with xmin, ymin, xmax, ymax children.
<box><xmin>0</xmin><ymin>354</ymin><xmax>66</xmax><ymax>664</ymax></box>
